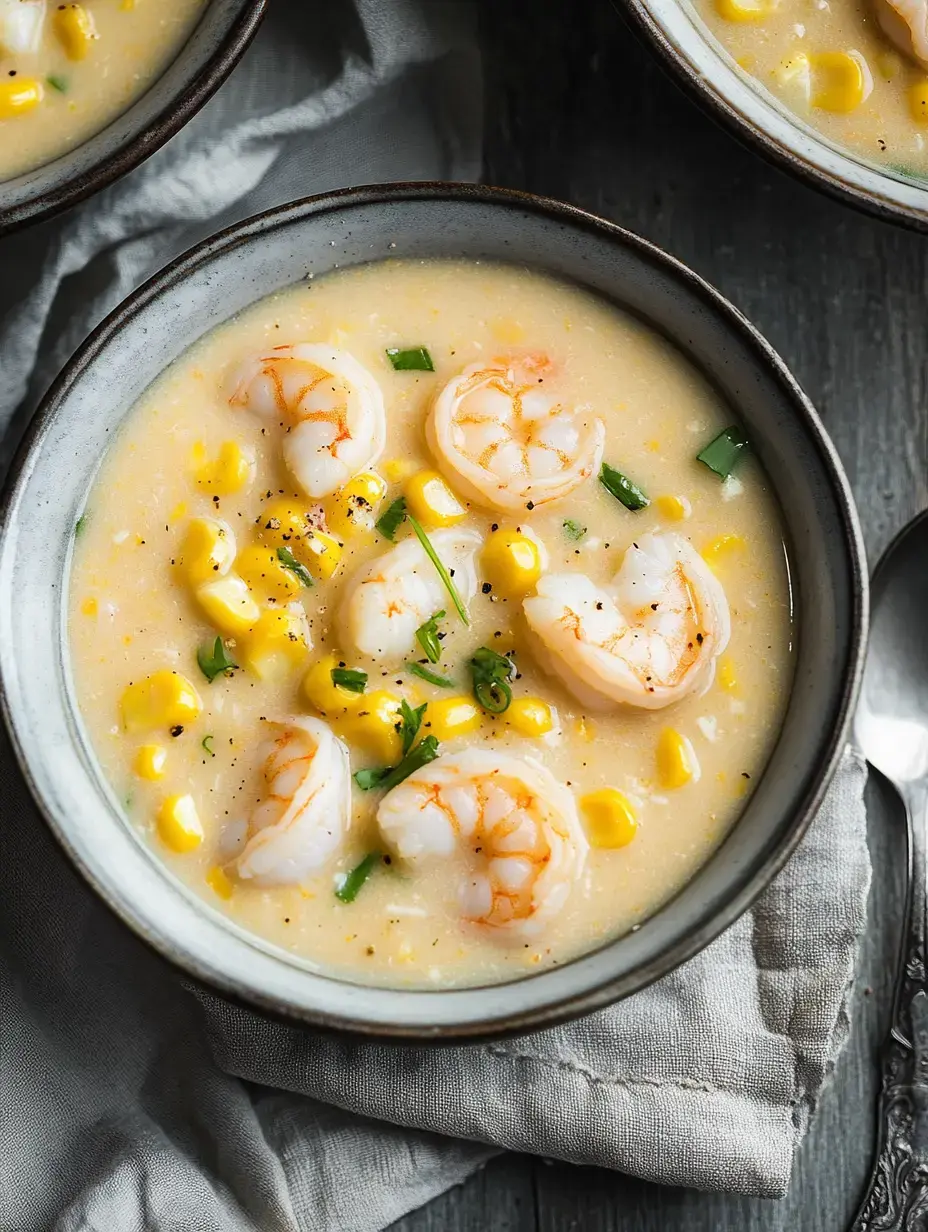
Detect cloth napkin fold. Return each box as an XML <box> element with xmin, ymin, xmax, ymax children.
<box><xmin>0</xmin><ymin>3</ymin><xmax>872</xmax><ymax>1229</ymax></box>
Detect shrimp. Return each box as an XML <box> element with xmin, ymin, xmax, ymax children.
<box><xmin>427</xmin><ymin>354</ymin><xmax>605</xmax><ymax>512</ymax></box>
<box><xmin>227</xmin><ymin>344</ymin><xmax>386</xmax><ymax>498</ymax></box>
<box><xmin>875</xmin><ymin>0</ymin><xmax>928</xmax><ymax>68</ymax></box>
<box><xmin>235</xmin><ymin>716</ymin><xmax>351</xmax><ymax>886</ymax></box>
<box><xmin>523</xmin><ymin>531</ymin><xmax>731</xmax><ymax>711</ymax></box>
<box><xmin>0</xmin><ymin>0</ymin><xmax>45</xmax><ymax>54</ymax></box>
<box><xmin>377</xmin><ymin>749</ymin><xmax>588</xmax><ymax>939</ymax></box>
<box><xmin>341</xmin><ymin>527</ymin><xmax>482</xmax><ymax>661</ymax></box>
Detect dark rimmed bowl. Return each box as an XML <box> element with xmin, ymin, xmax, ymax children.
<box><xmin>0</xmin><ymin>0</ymin><xmax>266</xmax><ymax>235</ymax></box>
<box><xmin>619</xmin><ymin>0</ymin><xmax>928</xmax><ymax>233</ymax></box>
<box><xmin>0</xmin><ymin>183</ymin><xmax>868</xmax><ymax>1039</ymax></box>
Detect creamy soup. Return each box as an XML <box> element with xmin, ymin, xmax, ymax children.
<box><xmin>0</xmin><ymin>0</ymin><xmax>205</xmax><ymax>181</ymax></box>
<box><xmin>69</xmin><ymin>260</ymin><xmax>793</xmax><ymax>989</ymax></box>
<box><xmin>695</xmin><ymin>0</ymin><xmax>928</xmax><ymax>174</ymax></box>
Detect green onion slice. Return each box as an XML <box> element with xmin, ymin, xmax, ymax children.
<box><xmin>399</xmin><ymin>698</ymin><xmax>427</xmax><ymax>754</ymax></box>
<box><xmin>276</xmin><ymin>545</ymin><xmax>314</xmax><ymax>588</ymax></box>
<box><xmin>331</xmin><ymin>667</ymin><xmax>367</xmax><ymax>694</ymax></box>
<box><xmin>376</xmin><ymin>496</ymin><xmax>407</xmax><ymax>540</ymax></box>
<box><xmin>696</xmin><ymin>426</ymin><xmax>750</xmax><ymax>480</ymax></box>
<box><xmin>386</xmin><ymin>346</ymin><xmax>434</xmax><ymax>372</ymax></box>
<box><xmin>201</xmin><ymin>735</ymin><xmax>215</xmax><ymax>757</ymax></box>
<box><xmin>353</xmin><ymin>735</ymin><xmax>441</xmax><ymax>793</ymax></box>
<box><xmin>563</xmin><ymin>518</ymin><xmax>587</xmax><ymax>541</ymax></box>
<box><xmin>469</xmin><ymin>646</ymin><xmax>515</xmax><ymax>715</ymax></box>
<box><xmin>197</xmin><ymin>636</ymin><xmax>238</xmax><ymax>683</ymax></box>
<box><xmin>406</xmin><ymin>514</ymin><xmax>470</xmax><ymax>625</ymax></box>
<box><xmin>407</xmin><ymin>662</ymin><xmax>457</xmax><ymax>688</ymax></box>
<box><xmin>335</xmin><ymin>852</ymin><xmax>381</xmax><ymax>903</ymax></box>
<box><xmin>415</xmin><ymin>610</ymin><xmax>445</xmax><ymax>663</ymax></box>
<box><xmin>599</xmin><ymin>462</ymin><xmax>650</xmax><ymax>511</ymax></box>
<box><xmin>46</xmin><ymin>75</ymin><xmax>68</xmax><ymax>93</ymax></box>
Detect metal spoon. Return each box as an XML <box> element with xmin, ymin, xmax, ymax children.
<box><xmin>851</xmin><ymin>510</ymin><xmax>928</xmax><ymax>1230</ymax></box>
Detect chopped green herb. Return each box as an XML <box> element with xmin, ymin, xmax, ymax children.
<box><xmin>415</xmin><ymin>610</ymin><xmax>446</xmax><ymax>663</ymax></box>
<box><xmin>197</xmin><ymin>636</ymin><xmax>238</xmax><ymax>683</ymax></box>
<box><xmin>407</xmin><ymin>514</ymin><xmax>470</xmax><ymax>625</ymax></box>
<box><xmin>46</xmin><ymin>75</ymin><xmax>68</xmax><ymax>93</ymax></box>
<box><xmin>376</xmin><ymin>496</ymin><xmax>407</xmax><ymax>540</ymax></box>
<box><xmin>201</xmin><ymin>735</ymin><xmax>215</xmax><ymax>757</ymax></box>
<box><xmin>407</xmin><ymin>662</ymin><xmax>456</xmax><ymax>688</ymax></box>
<box><xmin>386</xmin><ymin>346</ymin><xmax>434</xmax><ymax>372</ymax></box>
<box><xmin>75</xmin><ymin>514</ymin><xmax>88</xmax><ymax>536</ymax></box>
<box><xmin>469</xmin><ymin>646</ymin><xmax>515</xmax><ymax>714</ymax></box>
<box><xmin>400</xmin><ymin>698</ymin><xmax>427</xmax><ymax>755</ymax></box>
<box><xmin>353</xmin><ymin>734</ymin><xmax>440</xmax><ymax>793</ymax></box>
<box><xmin>331</xmin><ymin>667</ymin><xmax>367</xmax><ymax>694</ymax></box>
<box><xmin>276</xmin><ymin>545</ymin><xmax>314</xmax><ymax>588</ymax></box>
<box><xmin>335</xmin><ymin>852</ymin><xmax>381</xmax><ymax>903</ymax></box>
<box><xmin>600</xmin><ymin>462</ymin><xmax>650</xmax><ymax>511</ymax></box>
<box><xmin>696</xmin><ymin>426</ymin><xmax>750</xmax><ymax>480</ymax></box>
<box><xmin>563</xmin><ymin>518</ymin><xmax>587</xmax><ymax>541</ymax></box>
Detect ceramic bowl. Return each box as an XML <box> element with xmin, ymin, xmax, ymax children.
<box><xmin>0</xmin><ymin>0</ymin><xmax>266</xmax><ymax>235</ymax></box>
<box><xmin>620</xmin><ymin>0</ymin><xmax>928</xmax><ymax>232</ymax></box>
<box><xmin>0</xmin><ymin>184</ymin><xmax>868</xmax><ymax>1038</ymax></box>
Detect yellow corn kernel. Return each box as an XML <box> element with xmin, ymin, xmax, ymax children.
<box><xmin>425</xmin><ymin>696</ymin><xmax>481</xmax><ymax>742</ymax></box>
<box><xmin>702</xmin><ymin>533</ymin><xmax>745</xmax><ymax>569</ymax></box>
<box><xmin>170</xmin><ymin>501</ymin><xmax>188</xmax><ymax>523</ymax></box>
<box><xmin>736</xmin><ymin>53</ymin><xmax>757</xmax><ymax>72</ymax></box>
<box><xmin>326</xmin><ymin>471</ymin><xmax>387</xmax><ymax>539</ymax></box>
<box><xmin>81</xmin><ymin>596</ymin><xmax>98</xmax><ymax>617</ymax></box>
<box><xmin>505</xmin><ymin>697</ymin><xmax>553</xmax><ymax>738</ymax></box>
<box><xmin>240</xmin><ymin>606</ymin><xmax>310</xmax><ymax>681</ymax></box>
<box><xmin>481</xmin><ymin>528</ymin><xmax>543</xmax><ymax>599</ymax></box>
<box><xmin>404</xmin><ymin>470</ymin><xmax>467</xmax><ymax>529</ymax></box>
<box><xmin>717</xmin><ymin>655</ymin><xmax>739</xmax><ymax>693</ymax></box>
<box><xmin>195</xmin><ymin>440</ymin><xmax>255</xmax><ymax>496</ymax></box>
<box><xmin>714</xmin><ymin>0</ymin><xmax>768</xmax><ymax>21</ymax></box>
<box><xmin>157</xmin><ymin>794</ymin><xmax>204</xmax><ymax>854</ymax></box>
<box><xmin>196</xmin><ymin>574</ymin><xmax>260</xmax><ymax>636</ymax></box>
<box><xmin>257</xmin><ymin>498</ymin><xmax>315</xmax><ymax>560</ymax></box>
<box><xmin>909</xmin><ymin>78</ymin><xmax>928</xmax><ymax>124</ymax></box>
<box><xmin>341</xmin><ymin>690</ymin><xmax>404</xmax><ymax>763</ymax></box>
<box><xmin>303</xmin><ymin>653</ymin><xmax>364</xmax><ymax>716</ymax></box>
<box><xmin>54</xmin><ymin>4</ymin><xmax>97</xmax><ymax>59</ymax></box>
<box><xmin>180</xmin><ymin>516</ymin><xmax>236</xmax><ymax>587</ymax></box>
<box><xmin>490</xmin><ymin>317</ymin><xmax>526</xmax><ymax>345</ymax></box>
<box><xmin>236</xmin><ymin>543</ymin><xmax>301</xmax><ymax>604</ymax></box>
<box><xmin>656</xmin><ymin>728</ymin><xmax>699</xmax><ymax>790</ymax></box>
<box><xmin>134</xmin><ymin>744</ymin><xmax>167</xmax><ymax>781</ymax></box>
<box><xmin>121</xmin><ymin>670</ymin><xmax>202</xmax><ymax>733</ymax></box>
<box><xmin>302</xmin><ymin>529</ymin><xmax>343</xmax><ymax>581</ymax></box>
<box><xmin>656</xmin><ymin>495</ymin><xmax>690</xmax><ymax>521</ymax></box>
<box><xmin>774</xmin><ymin>51</ymin><xmax>811</xmax><ymax>97</ymax></box>
<box><xmin>581</xmin><ymin>788</ymin><xmax>638</xmax><ymax>849</ymax></box>
<box><xmin>811</xmin><ymin>51</ymin><xmax>872</xmax><ymax>114</ymax></box>
<box><xmin>0</xmin><ymin>78</ymin><xmax>43</xmax><ymax>118</ymax></box>
<box><xmin>382</xmin><ymin>458</ymin><xmax>415</xmax><ymax>483</ymax></box>
<box><xmin>206</xmin><ymin>865</ymin><xmax>234</xmax><ymax>900</ymax></box>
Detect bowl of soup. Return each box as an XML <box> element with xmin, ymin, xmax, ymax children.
<box><xmin>0</xmin><ymin>184</ymin><xmax>866</xmax><ymax>1037</ymax></box>
<box><xmin>621</xmin><ymin>0</ymin><xmax>928</xmax><ymax>229</ymax></box>
<box><xmin>0</xmin><ymin>0</ymin><xmax>266</xmax><ymax>233</ymax></box>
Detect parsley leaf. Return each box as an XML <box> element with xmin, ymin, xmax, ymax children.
<box><xmin>353</xmin><ymin>734</ymin><xmax>440</xmax><ymax>792</ymax></box>
<box><xmin>376</xmin><ymin>496</ymin><xmax>407</xmax><ymax>540</ymax></box>
<box><xmin>276</xmin><ymin>546</ymin><xmax>314</xmax><ymax>588</ymax></box>
<box><xmin>331</xmin><ymin>667</ymin><xmax>367</xmax><ymax>694</ymax></box>
<box><xmin>197</xmin><ymin>636</ymin><xmax>238</xmax><ymax>683</ymax></box>
<box><xmin>400</xmin><ymin>698</ymin><xmax>427</xmax><ymax>754</ymax></box>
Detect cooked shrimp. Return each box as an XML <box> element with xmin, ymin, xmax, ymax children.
<box><xmin>377</xmin><ymin>748</ymin><xmax>588</xmax><ymax>938</ymax></box>
<box><xmin>427</xmin><ymin>355</ymin><xmax>605</xmax><ymax>512</ymax></box>
<box><xmin>0</xmin><ymin>0</ymin><xmax>45</xmax><ymax>54</ymax></box>
<box><xmin>523</xmin><ymin>531</ymin><xmax>731</xmax><ymax>711</ymax></box>
<box><xmin>235</xmin><ymin>716</ymin><xmax>351</xmax><ymax>886</ymax></box>
<box><xmin>875</xmin><ymin>0</ymin><xmax>928</xmax><ymax>67</ymax></box>
<box><xmin>227</xmin><ymin>344</ymin><xmax>386</xmax><ymax>498</ymax></box>
<box><xmin>341</xmin><ymin>527</ymin><xmax>482</xmax><ymax>661</ymax></box>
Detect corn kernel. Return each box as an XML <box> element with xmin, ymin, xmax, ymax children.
<box><xmin>81</xmin><ymin>597</ymin><xmax>98</xmax><ymax>617</ymax></box>
<box><xmin>505</xmin><ymin>697</ymin><xmax>554</xmax><ymax>738</ymax></box>
<box><xmin>302</xmin><ymin>529</ymin><xmax>343</xmax><ymax>581</ymax></box>
<box><xmin>424</xmin><ymin>696</ymin><xmax>481</xmax><ymax>742</ymax></box>
<box><xmin>774</xmin><ymin>52</ymin><xmax>812</xmax><ymax>101</ymax></box>
<box><xmin>581</xmin><ymin>788</ymin><xmax>638</xmax><ymax>848</ymax></box>
<box><xmin>656</xmin><ymin>728</ymin><xmax>700</xmax><ymax>790</ymax></box>
<box><xmin>157</xmin><ymin>794</ymin><xmax>204</xmax><ymax>853</ymax></box>
<box><xmin>702</xmin><ymin>533</ymin><xmax>745</xmax><ymax>569</ymax></box>
<box><xmin>206</xmin><ymin>865</ymin><xmax>234</xmax><ymax>900</ymax></box>
<box><xmin>382</xmin><ymin>458</ymin><xmax>416</xmax><ymax>483</ymax></box>
<box><xmin>134</xmin><ymin>744</ymin><xmax>167</xmax><ymax>781</ymax></box>
<box><xmin>240</xmin><ymin>606</ymin><xmax>311</xmax><ymax>681</ymax></box>
<box><xmin>714</xmin><ymin>0</ymin><xmax>768</xmax><ymax>21</ymax></box>
<box><xmin>195</xmin><ymin>440</ymin><xmax>255</xmax><ymax>496</ymax></box>
<box><xmin>341</xmin><ymin>690</ymin><xmax>404</xmax><ymax>762</ymax></box>
<box><xmin>404</xmin><ymin>470</ymin><xmax>467</xmax><ymax>528</ymax></box>
<box><xmin>258</xmin><ymin>498</ymin><xmax>315</xmax><ymax>560</ymax></box>
<box><xmin>717</xmin><ymin>656</ymin><xmax>739</xmax><ymax>693</ymax></box>
<box><xmin>121</xmin><ymin>671</ymin><xmax>202</xmax><ymax>733</ymax></box>
<box><xmin>54</xmin><ymin>4</ymin><xmax>97</xmax><ymax>59</ymax></box>
<box><xmin>481</xmin><ymin>528</ymin><xmax>543</xmax><ymax>599</ymax></box>
<box><xmin>0</xmin><ymin>78</ymin><xmax>43</xmax><ymax>118</ymax></box>
<box><xmin>326</xmin><ymin>471</ymin><xmax>387</xmax><ymax>539</ymax></box>
<box><xmin>180</xmin><ymin>517</ymin><xmax>236</xmax><ymax>587</ymax></box>
<box><xmin>303</xmin><ymin>653</ymin><xmax>364</xmax><ymax>716</ymax></box>
<box><xmin>657</xmin><ymin>495</ymin><xmax>690</xmax><ymax>521</ymax></box>
<box><xmin>236</xmin><ymin>543</ymin><xmax>301</xmax><ymax>604</ymax></box>
<box><xmin>909</xmin><ymin>78</ymin><xmax>928</xmax><ymax>124</ymax></box>
<box><xmin>196</xmin><ymin>574</ymin><xmax>260</xmax><ymax>636</ymax></box>
<box><xmin>170</xmin><ymin>501</ymin><xmax>188</xmax><ymax>523</ymax></box>
<box><xmin>811</xmin><ymin>51</ymin><xmax>873</xmax><ymax>114</ymax></box>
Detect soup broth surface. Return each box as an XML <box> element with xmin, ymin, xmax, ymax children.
<box><xmin>69</xmin><ymin>259</ymin><xmax>793</xmax><ymax>989</ymax></box>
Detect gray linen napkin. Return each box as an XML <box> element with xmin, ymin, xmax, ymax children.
<box><xmin>0</xmin><ymin>2</ymin><xmax>872</xmax><ymax>1229</ymax></box>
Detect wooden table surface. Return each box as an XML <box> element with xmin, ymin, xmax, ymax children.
<box><xmin>393</xmin><ymin>0</ymin><xmax>928</xmax><ymax>1227</ymax></box>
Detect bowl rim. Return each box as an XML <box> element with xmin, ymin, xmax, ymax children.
<box><xmin>616</xmin><ymin>0</ymin><xmax>928</xmax><ymax>234</ymax></box>
<box><xmin>0</xmin><ymin>182</ymin><xmax>869</xmax><ymax>1039</ymax></box>
<box><xmin>0</xmin><ymin>0</ymin><xmax>267</xmax><ymax>237</ymax></box>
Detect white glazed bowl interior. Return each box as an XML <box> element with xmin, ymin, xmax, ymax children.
<box><xmin>0</xmin><ymin>186</ymin><xmax>866</xmax><ymax>1038</ymax></box>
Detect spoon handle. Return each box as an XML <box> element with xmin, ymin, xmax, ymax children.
<box><xmin>851</xmin><ymin>780</ymin><xmax>928</xmax><ymax>1230</ymax></box>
